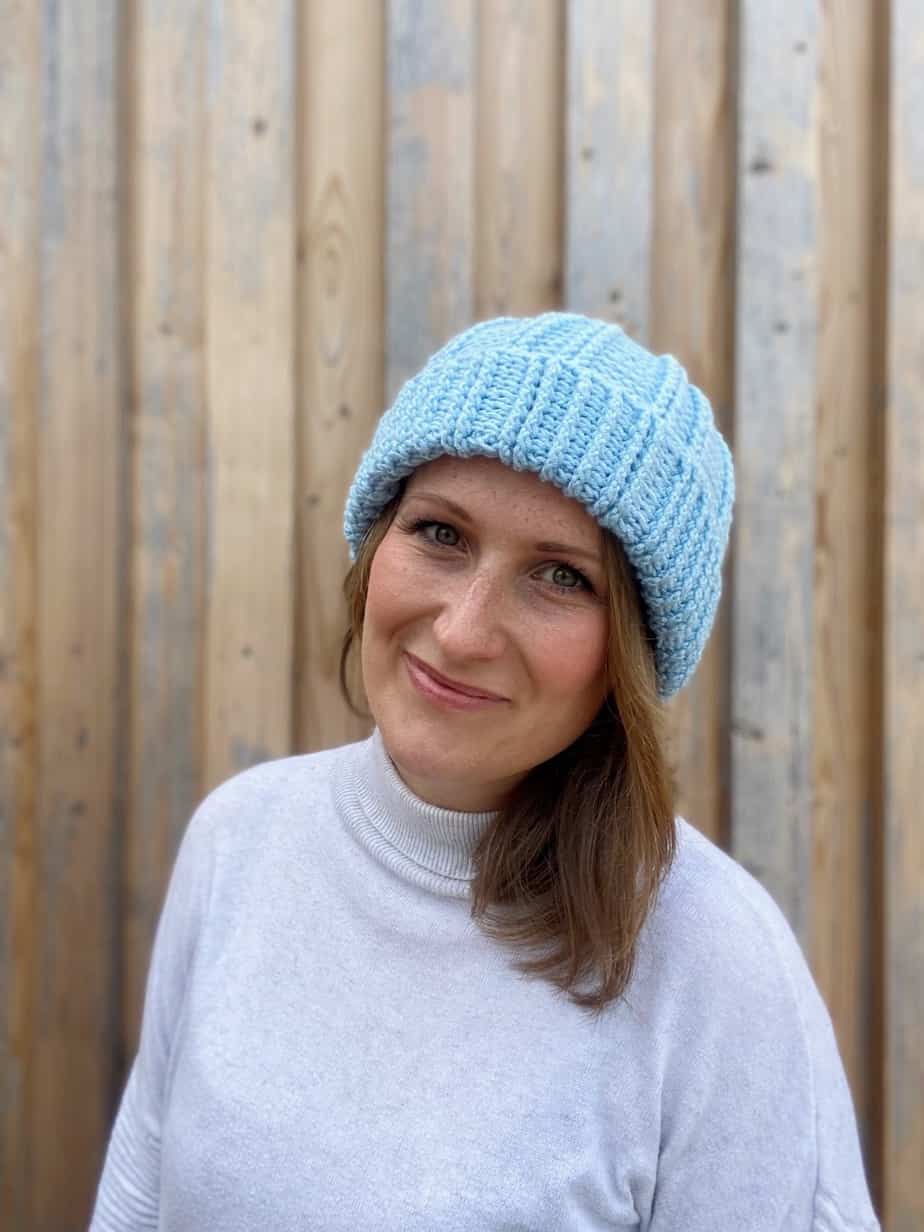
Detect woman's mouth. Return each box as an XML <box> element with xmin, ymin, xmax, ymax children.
<box><xmin>403</xmin><ymin>653</ymin><xmax>507</xmax><ymax>712</ymax></box>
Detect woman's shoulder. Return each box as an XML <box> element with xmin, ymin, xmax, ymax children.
<box><xmin>652</xmin><ymin>815</ymin><xmax>806</xmax><ymax>969</ymax></box>
<box><xmin>637</xmin><ymin>813</ymin><xmax>848</xmax><ymax>1110</ymax></box>
<box><xmin>631</xmin><ymin>823</ymin><xmax>877</xmax><ymax>1227</ymax></box>
<box><xmin>635</xmin><ymin>816</ymin><xmax>824</xmax><ymax>1038</ymax></box>
<box><xmin>206</xmin><ymin>737</ymin><xmax>356</xmax><ymax>797</ymax></box>
<box><xmin>181</xmin><ymin>736</ymin><xmax>365</xmax><ymax>858</ymax></box>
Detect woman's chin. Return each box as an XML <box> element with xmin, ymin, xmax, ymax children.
<box><xmin>379</xmin><ymin>722</ymin><xmax>460</xmax><ymax>778</ymax></box>
<box><xmin>376</xmin><ymin>720</ymin><xmax>489</xmax><ymax>801</ymax></box>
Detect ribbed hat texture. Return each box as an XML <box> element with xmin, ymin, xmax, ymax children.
<box><xmin>343</xmin><ymin>312</ymin><xmax>734</xmax><ymax>699</ymax></box>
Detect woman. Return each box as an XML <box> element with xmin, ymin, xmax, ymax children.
<box><xmin>90</xmin><ymin>313</ymin><xmax>879</xmax><ymax>1229</ymax></box>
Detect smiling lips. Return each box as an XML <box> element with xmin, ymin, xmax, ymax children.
<box><xmin>404</xmin><ymin>652</ymin><xmax>507</xmax><ymax>707</ymax></box>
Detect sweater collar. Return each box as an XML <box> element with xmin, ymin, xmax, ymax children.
<box><xmin>339</xmin><ymin>727</ymin><xmax>499</xmax><ymax>898</ymax></box>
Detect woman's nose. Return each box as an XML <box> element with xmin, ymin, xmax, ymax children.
<box><xmin>431</xmin><ymin>572</ymin><xmax>507</xmax><ymax>659</ymax></box>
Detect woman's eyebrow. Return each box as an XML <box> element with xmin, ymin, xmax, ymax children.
<box><xmin>405</xmin><ymin>490</ymin><xmax>604</xmax><ymax>566</ymax></box>
<box><xmin>533</xmin><ymin>539</ymin><xmax>603</xmax><ymax>566</ymax></box>
<box><xmin>405</xmin><ymin>491</ymin><xmax>471</xmax><ymax>521</ymax></box>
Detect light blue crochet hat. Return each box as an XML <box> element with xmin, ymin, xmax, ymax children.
<box><xmin>343</xmin><ymin>312</ymin><xmax>734</xmax><ymax>699</ymax></box>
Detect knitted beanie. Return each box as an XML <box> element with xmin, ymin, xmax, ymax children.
<box><xmin>343</xmin><ymin>312</ymin><xmax>734</xmax><ymax>699</ymax></box>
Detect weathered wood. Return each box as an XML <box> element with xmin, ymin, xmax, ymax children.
<box><xmin>811</xmin><ymin>0</ymin><xmax>879</xmax><ymax>1179</ymax></box>
<box><xmin>387</xmin><ymin>0</ymin><xmax>476</xmax><ymax>400</ymax></box>
<box><xmin>649</xmin><ymin>0</ymin><xmax>735</xmax><ymax>850</ymax></box>
<box><xmin>0</xmin><ymin>5</ymin><xmax>913</xmax><ymax>1227</ymax></box>
<box><xmin>34</xmin><ymin>2</ymin><xmax>123</xmax><ymax>1225</ymax></box>
<box><xmin>203</xmin><ymin>0</ymin><xmax>296</xmax><ymax>790</ymax></box>
<box><xmin>565</xmin><ymin>0</ymin><xmax>654</xmax><ymax>341</ymax></box>
<box><xmin>476</xmin><ymin>0</ymin><xmax>563</xmax><ymax>317</ymax></box>
<box><xmin>883</xmin><ymin>3</ymin><xmax>924</xmax><ymax>1226</ymax></box>
<box><xmin>730</xmin><ymin>2</ymin><xmax>819</xmax><ymax>946</ymax></box>
<box><xmin>0</xmin><ymin>4</ymin><xmax>41</xmax><ymax>1227</ymax></box>
<box><xmin>127</xmin><ymin>0</ymin><xmax>208</xmax><ymax>1072</ymax></box>
<box><xmin>296</xmin><ymin>0</ymin><xmax>384</xmax><ymax>752</ymax></box>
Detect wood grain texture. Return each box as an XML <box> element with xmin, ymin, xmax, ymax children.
<box><xmin>296</xmin><ymin>0</ymin><xmax>384</xmax><ymax>752</ymax></box>
<box><xmin>203</xmin><ymin>0</ymin><xmax>296</xmax><ymax>791</ymax></box>
<box><xmin>387</xmin><ymin>0</ymin><xmax>476</xmax><ymax>400</ymax></box>
<box><xmin>0</xmin><ymin>4</ymin><xmax>915</xmax><ymax>1226</ymax></box>
<box><xmin>565</xmin><ymin>0</ymin><xmax>654</xmax><ymax>340</ymax></box>
<box><xmin>126</xmin><ymin>0</ymin><xmax>208</xmax><ymax>1066</ymax></box>
<box><xmin>35</xmin><ymin>1</ymin><xmax>124</xmax><ymax>1224</ymax></box>
<box><xmin>650</xmin><ymin>0</ymin><xmax>735</xmax><ymax>849</ymax></box>
<box><xmin>476</xmin><ymin>0</ymin><xmax>563</xmax><ymax>317</ymax></box>
<box><xmin>730</xmin><ymin>2</ymin><xmax>819</xmax><ymax>944</ymax></box>
<box><xmin>883</xmin><ymin>3</ymin><xmax>924</xmax><ymax>1226</ymax></box>
<box><xmin>0</xmin><ymin>4</ymin><xmax>41</xmax><ymax>1226</ymax></box>
<box><xmin>812</xmin><ymin>0</ymin><xmax>879</xmax><ymax>1175</ymax></box>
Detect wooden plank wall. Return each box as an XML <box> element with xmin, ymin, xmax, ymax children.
<box><xmin>885</xmin><ymin>2</ymin><xmax>924</xmax><ymax>1225</ymax></box>
<box><xmin>0</xmin><ymin>2</ymin><xmax>919</xmax><ymax>1228</ymax></box>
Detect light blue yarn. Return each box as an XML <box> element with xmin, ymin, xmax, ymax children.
<box><xmin>343</xmin><ymin>312</ymin><xmax>734</xmax><ymax>699</ymax></box>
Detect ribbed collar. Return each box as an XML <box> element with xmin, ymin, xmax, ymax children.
<box><xmin>335</xmin><ymin>727</ymin><xmax>500</xmax><ymax>898</ymax></box>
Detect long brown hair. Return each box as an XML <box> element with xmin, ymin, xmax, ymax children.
<box><xmin>339</xmin><ymin>479</ymin><xmax>677</xmax><ymax>1015</ymax></box>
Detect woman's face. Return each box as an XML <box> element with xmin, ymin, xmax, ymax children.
<box><xmin>361</xmin><ymin>455</ymin><xmax>609</xmax><ymax>811</ymax></box>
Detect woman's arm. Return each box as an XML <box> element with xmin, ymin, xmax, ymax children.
<box><xmin>88</xmin><ymin>799</ymin><xmax>216</xmax><ymax>1230</ymax></box>
<box><xmin>647</xmin><ymin>889</ymin><xmax>879</xmax><ymax>1231</ymax></box>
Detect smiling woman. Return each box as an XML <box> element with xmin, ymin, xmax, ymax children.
<box><xmin>362</xmin><ymin>458</ymin><xmax>614</xmax><ymax>808</ymax></box>
<box><xmin>339</xmin><ymin>451</ymin><xmax>673</xmax><ymax>1010</ymax></box>
<box><xmin>91</xmin><ymin>312</ymin><xmax>878</xmax><ymax>1232</ymax></box>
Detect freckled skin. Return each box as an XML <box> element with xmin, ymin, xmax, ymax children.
<box><xmin>361</xmin><ymin>456</ymin><xmax>609</xmax><ymax>811</ymax></box>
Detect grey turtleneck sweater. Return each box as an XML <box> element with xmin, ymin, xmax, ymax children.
<box><xmin>89</xmin><ymin>728</ymin><xmax>879</xmax><ymax>1230</ymax></box>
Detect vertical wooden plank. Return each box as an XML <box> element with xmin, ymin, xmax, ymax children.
<box><xmin>476</xmin><ymin>0</ymin><xmax>563</xmax><ymax>316</ymax></box>
<box><xmin>387</xmin><ymin>0</ymin><xmax>476</xmax><ymax>400</ymax></box>
<box><xmin>883</xmin><ymin>3</ymin><xmax>924</xmax><ymax>1226</ymax></box>
<box><xmin>565</xmin><ymin>0</ymin><xmax>654</xmax><ymax>341</ymax></box>
<box><xmin>126</xmin><ymin>0</ymin><xmax>207</xmax><ymax>1064</ymax></box>
<box><xmin>812</xmin><ymin>0</ymin><xmax>879</xmax><ymax>1176</ymax></box>
<box><xmin>649</xmin><ymin>0</ymin><xmax>735</xmax><ymax>849</ymax></box>
<box><xmin>866</xmin><ymin>7</ymin><xmax>890</xmax><ymax>1215</ymax></box>
<box><xmin>204</xmin><ymin>0</ymin><xmax>296</xmax><ymax>790</ymax></box>
<box><xmin>297</xmin><ymin>1</ymin><xmax>385</xmax><ymax>752</ymax></box>
<box><xmin>35</xmin><ymin>1</ymin><xmax>124</xmax><ymax>1225</ymax></box>
<box><xmin>730</xmin><ymin>2</ymin><xmax>819</xmax><ymax>945</ymax></box>
<box><xmin>0</xmin><ymin>4</ymin><xmax>41</xmax><ymax>1227</ymax></box>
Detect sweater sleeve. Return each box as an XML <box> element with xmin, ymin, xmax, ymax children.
<box><xmin>786</xmin><ymin>929</ymin><xmax>881</xmax><ymax>1232</ymax></box>
<box><xmin>88</xmin><ymin>797</ymin><xmax>217</xmax><ymax>1231</ymax></box>
<box><xmin>646</xmin><ymin>879</ymin><xmax>880</xmax><ymax>1232</ymax></box>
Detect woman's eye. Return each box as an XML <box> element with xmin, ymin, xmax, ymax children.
<box><xmin>420</xmin><ymin>520</ymin><xmax>459</xmax><ymax>547</ymax></box>
<box><xmin>402</xmin><ymin>517</ymin><xmax>592</xmax><ymax>594</ymax></box>
<box><xmin>541</xmin><ymin>563</ymin><xmax>586</xmax><ymax>592</ymax></box>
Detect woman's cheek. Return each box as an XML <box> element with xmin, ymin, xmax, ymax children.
<box><xmin>368</xmin><ymin>541</ymin><xmax>418</xmax><ymax>618</ymax></box>
<box><xmin>531</xmin><ymin>614</ymin><xmax>607</xmax><ymax>692</ymax></box>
